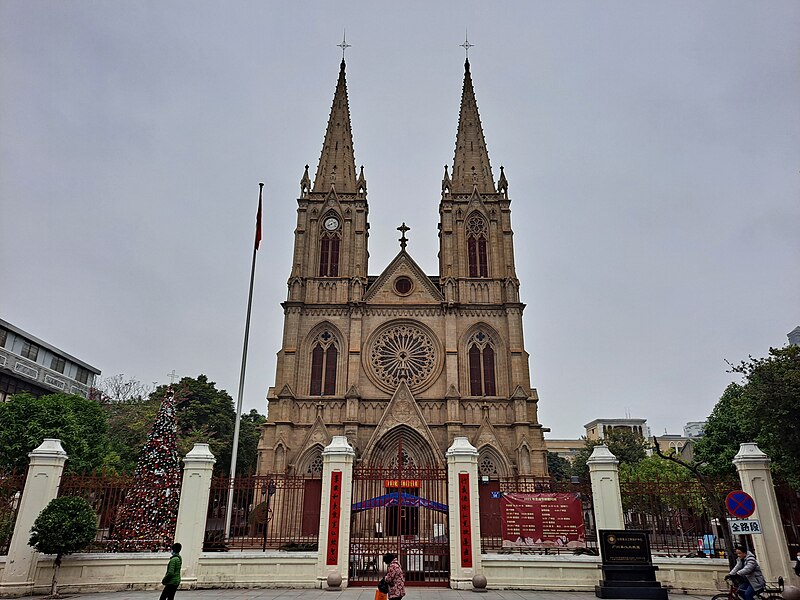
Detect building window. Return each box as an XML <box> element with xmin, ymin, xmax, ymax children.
<box><xmin>0</xmin><ymin>328</ymin><xmax>7</xmax><ymax>348</ymax></box>
<box><xmin>479</xmin><ymin>456</ymin><xmax>499</xmax><ymax>477</ymax></box>
<box><xmin>468</xmin><ymin>330</ymin><xmax>496</xmax><ymax>396</ymax></box>
<box><xmin>307</xmin><ymin>454</ymin><xmax>324</xmax><ymax>475</ymax></box>
<box><xmin>21</xmin><ymin>341</ymin><xmax>39</xmax><ymax>361</ymax></box>
<box><xmin>50</xmin><ymin>355</ymin><xmax>66</xmax><ymax>373</ymax></box>
<box><xmin>318</xmin><ymin>217</ymin><xmax>341</xmax><ymax>277</ymax></box>
<box><xmin>393</xmin><ymin>276</ymin><xmax>413</xmax><ymax>295</ymax></box>
<box><xmin>309</xmin><ymin>330</ymin><xmax>337</xmax><ymax>396</ymax></box>
<box><xmin>466</xmin><ymin>214</ymin><xmax>488</xmax><ymax>277</ymax></box>
<box><xmin>75</xmin><ymin>367</ymin><xmax>90</xmax><ymax>385</ymax></box>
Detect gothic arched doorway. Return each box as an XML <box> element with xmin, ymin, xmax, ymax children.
<box><xmin>349</xmin><ymin>429</ymin><xmax>449</xmax><ymax>586</ymax></box>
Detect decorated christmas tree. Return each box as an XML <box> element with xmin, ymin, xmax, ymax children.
<box><xmin>110</xmin><ymin>387</ymin><xmax>181</xmax><ymax>551</ymax></box>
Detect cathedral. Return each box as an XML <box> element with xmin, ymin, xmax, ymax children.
<box><xmin>256</xmin><ymin>57</ymin><xmax>549</xmax><ymax>483</ymax></box>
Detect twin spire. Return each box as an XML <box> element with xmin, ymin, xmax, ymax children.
<box><xmin>312</xmin><ymin>60</ymin><xmax>358</xmax><ymax>193</ymax></box>
<box><xmin>450</xmin><ymin>59</ymin><xmax>495</xmax><ymax>194</ymax></box>
<box><xmin>311</xmin><ymin>57</ymin><xmax>496</xmax><ymax>196</ymax></box>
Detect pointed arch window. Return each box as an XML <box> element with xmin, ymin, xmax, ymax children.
<box><xmin>319</xmin><ymin>215</ymin><xmax>341</xmax><ymax>277</ymax></box>
<box><xmin>466</xmin><ymin>214</ymin><xmax>488</xmax><ymax>277</ymax></box>
<box><xmin>310</xmin><ymin>329</ymin><xmax>338</xmax><ymax>396</ymax></box>
<box><xmin>468</xmin><ymin>330</ymin><xmax>496</xmax><ymax>396</ymax></box>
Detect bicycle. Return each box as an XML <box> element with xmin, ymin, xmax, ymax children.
<box><xmin>710</xmin><ymin>575</ymin><xmax>784</xmax><ymax>600</ymax></box>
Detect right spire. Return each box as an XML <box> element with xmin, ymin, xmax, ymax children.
<box><xmin>451</xmin><ymin>59</ymin><xmax>495</xmax><ymax>194</ymax></box>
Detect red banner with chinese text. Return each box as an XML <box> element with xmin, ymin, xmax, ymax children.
<box><xmin>326</xmin><ymin>471</ymin><xmax>343</xmax><ymax>564</ymax></box>
<box><xmin>459</xmin><ymin>473</ymin><xmax>473</xmax><ymax>567</ymax></box>
<box><xmin>500</xmin><ymin>492</ymin><xmax>585</xmax><ymax>548</ymax></box>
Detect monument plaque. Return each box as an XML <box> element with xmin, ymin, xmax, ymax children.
<box><xmin>599</xmin><ymin>530</ymin><xmax>651</xmax><ymax>565</ymax></box>
<box><xmin>595</xmin><ymin>530</ymin><xmax>667</xmax><ymax>600</ymax></box>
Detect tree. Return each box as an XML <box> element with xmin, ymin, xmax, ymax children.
<box><xmin>237</xmin><ymin>409</ymin><xmax>267</xmax><ymax>476</ymax></box>
<box><xmin>651</xmin><ymin>439</ymin><xmax>737</xmax><ymax>567</ymax></box>
<box><xmin>152</xmin><ymin>375</ymin><xmax>235</xmax><ymax>469</ymax></box>
<box><xmin>0</xmin><ymin>393</ymin><xmax>112</xmax><ymax>473</ymax></box>
<box><xmin>103</xmin><ymin>374</ymin><xmax>267</xmax><ymax>475</ymax></box>
<box><xmin>694</xmin><ymin>345</ymin><xmax>800</xmax><ymax>487</ymax></box>
<box><xmin>104</xmin><ymin>397</ymin><xmax>161</xmax><ymax>473</ymax></box>
<box><xmin>547</xmin><ymin>452</ymin><xmax>571</xmax><ymax>482</ymax></box>
<box><xmin>692</xmin><ymin>383</ymin><xmax>746</xmax><ymax>480</ymax></box>
<box><xmin>110</xmin><ymin>388</ymin><xmax>181</xmax><ymax>552</ymax></box>
<box><xmin>29</xmin><ymin>496</ymin><xmax>97</xmax><ymax>597</ymax></box>
<box><xmin>94</xmin><ymin>374</ymin><xmax>154</xmax><ymax>404</ymax></box>
<box><xmin>619</xmin><ymin>454</ymin><xmax>695</xmax><ymax>484</ymax></box>
<box><xmin>570</xmin><ymin>428</ymin><xmax>650</xmax><ymax>477</ymax></box>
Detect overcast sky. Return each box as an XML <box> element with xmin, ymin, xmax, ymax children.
<box><xmin>2</xmin><ymin>2</ymin><xmax>798</xmax><ymax>439</ymax></box>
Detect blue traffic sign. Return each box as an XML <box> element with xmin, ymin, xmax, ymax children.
<box><xmin>726</xmin><ymin>491</ymin><xmax>755</xmax><ymax>518</ymax></box>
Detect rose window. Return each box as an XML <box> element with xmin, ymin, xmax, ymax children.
<box><xmin>389</xmin><ymin>450</ymin><xmax>417</xmax><ymax>473</ymax></box>
<box><xmin>308</xmin><ymin>454</ymin><xmax>323</xmax><ymax>475</ymax></box>
<box><xmin>479</xmin><ymin>457</ymin><xmax>498</xmax><ymax>476</ymax></box>
<box><xmin>366</xmin><ymin>322</ymin><xmax>441</xmax><ymax>392</ymax></box>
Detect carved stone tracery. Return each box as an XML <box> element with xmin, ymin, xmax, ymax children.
<box><xmin>366</xmin><ymin>321</ymin><xmax>441</xmax><ymax>393</ymax></box>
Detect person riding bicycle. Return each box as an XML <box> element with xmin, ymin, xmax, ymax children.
<box><xmin>725</xmin><ymin>544</ymin><xmax>766</xmax><ymax>600</ymax></box>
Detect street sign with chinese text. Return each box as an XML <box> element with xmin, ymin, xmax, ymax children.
<box><xmin>728</xmin><ymin>518</ymin><xmax>762</xmax><ymax>534</ymax></box>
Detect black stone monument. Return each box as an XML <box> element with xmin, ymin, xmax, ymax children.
<box><xmin>595</xmin><ymin>530</ymin><xmax>668</xmax><ymax>599</ymax></box>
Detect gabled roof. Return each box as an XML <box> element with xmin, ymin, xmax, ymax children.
<box><xmin>364</xmin><ymin>250</ymin><xmax>444</xmax><ymax>304</ymax></box>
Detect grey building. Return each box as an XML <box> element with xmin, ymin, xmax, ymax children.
<box><xmin>0</xmin><ymin>318</ymin><xmax>100</xmax><ymax>402</ymax></box>
<box><xmin>683</xmin><ymin>421</ymin><xmax>706</xmax><ymax>437</ymax></box>
<box><xmin>788</xmin><ymin>326</ymin><xmax>800</xmax><ymax>346</ymax></box>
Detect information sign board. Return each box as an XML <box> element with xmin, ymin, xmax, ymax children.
<box><xmin>500</xmin><ymin>492</ymin><xmax>585</xmax><ymax>548</ymax></box>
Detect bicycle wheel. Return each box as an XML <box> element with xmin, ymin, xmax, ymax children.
<box><xmin>711</xmin><ymin>593</ymin><xmax>737</xmax><ymax>600</ymax></box>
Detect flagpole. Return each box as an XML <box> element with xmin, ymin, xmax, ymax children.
<box><xmin>225</xmin><ymin>183</ymin><xmax>263</xmax><ymax>541</ymax></box>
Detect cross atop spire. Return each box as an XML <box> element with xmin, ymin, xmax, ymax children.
<box><xmin>397</xmin><ymin>222</ymin><xmax>410</xmax><ymax>250</ymax></box>
<box><xmin>312</xmin><ymin>57</ymin><xmax>357</xmax><ymax>193</ymax></box>
<box><xmin>337</xmin><ymin>30</ymin><xmax>351</xmax><ymax>61</ymax></box>
<box><xmin>450</xmin><ymin>57</ymin><xmax>495</xmax><ymax>194</ymax></box>
<box><xmin>460</xmin><ymin>32</ymin><xmax>474</xmax><ymax>61</ymax></box>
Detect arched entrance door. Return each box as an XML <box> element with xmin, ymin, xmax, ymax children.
<box><xmin>349</xmin><ymin>432</ymin><xmax>449</xmax><ymax>586</ymax></box>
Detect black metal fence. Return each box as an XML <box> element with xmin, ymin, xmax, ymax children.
<box><xmin>205</xmin><ymin>474</ymin><xmax>321</xmax><ymax>551</ymax></box>
<box><xmin>0</xmin><ymin>471</ymin><xmax>25</xmax><ymax>555</ymax></box>
<box><xmin>57</xmin><ymin>471</ymin><xmax>134</xmax><ymax>551</ymax></box>
<box><xmin>620</xmin><ymin>477</ymin><xmax>733</xmax><ymax>557</ymax></box>
<box><xmin>776</xmin><ymin>482</ymin><xmax>800</xmax><ymax>557</ymax></box>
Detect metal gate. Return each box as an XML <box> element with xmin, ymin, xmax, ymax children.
<box><xmin>349</xmin><ymin>445</ymin><xmax>449</xmax><ymax>586</ymax></box>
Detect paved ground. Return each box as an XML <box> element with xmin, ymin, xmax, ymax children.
<box><xmin>58</xmin><ymin>588</ymin><xmax>710</xmax><ymax>600</ymax></box>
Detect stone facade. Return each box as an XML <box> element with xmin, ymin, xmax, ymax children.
<box><xmin>256</xmin><ymin>59</ymin><xmax>548</xmax><ymax>478</ymax></box>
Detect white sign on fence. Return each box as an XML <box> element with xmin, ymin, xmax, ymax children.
<box><xmin>728</xmin><ymin>519</ymin><xmax>762</xmax><ymax>534</ymax></box>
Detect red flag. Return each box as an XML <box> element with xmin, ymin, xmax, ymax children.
<box><xmin>255</xmin><ymin>183</ymin><xmax>263</xmax><ymax>250</ymax></box>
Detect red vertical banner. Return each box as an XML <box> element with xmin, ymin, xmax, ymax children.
<box><xmin>326</xmin><ymin>471</ymin><xmax>342</xmax><ymax>565</ymax></box>
<box><xmin>459</xmin><ymin>472</ymin><xmax>473</xmax><ymax>567</ymax></box>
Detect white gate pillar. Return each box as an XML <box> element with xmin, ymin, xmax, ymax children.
<box><xmin>174</xmin><ymin>443</ymin><xmax>216</xmax><ymax>588</ymax></box>
<box><xmin>446</xmin><ymin>436</ymin><xmax>481</xmax><ymax>590</ymax></box>
<box><xmin>317</xmin><ymin>436</ymin><xmax>355</xmax><ymax>589</ymax></box>
<box><xmin>587</xmin><ymin>444</ymin><xmax>625</xmax><ymax>544</ymax></box>
<box><xmin>0</xmin><ymin>439</ymin><xmax>67</xmax><ymax>597</ymax></box>
<box><xmin>733</xmin><ymin>443</ymin><xmax>792</xmax><ymax>582</ymax></box>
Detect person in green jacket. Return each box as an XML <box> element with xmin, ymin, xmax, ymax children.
<box><xmin>159</xmin><ymin>543</ymin><xmax>182</xmax><ymax>600</ymax></box>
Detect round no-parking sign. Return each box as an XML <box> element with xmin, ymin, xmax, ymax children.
<box><xmin>726</xmin><ymin>490</ymin><xmax>756</xmax><ymax>518</ymax></box>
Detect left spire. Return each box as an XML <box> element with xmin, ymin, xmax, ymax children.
<box><xmin>312</xmin><ymin>54</ymin><xmax>357</xmax><ymax>193</ymax></box>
